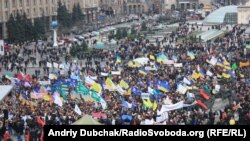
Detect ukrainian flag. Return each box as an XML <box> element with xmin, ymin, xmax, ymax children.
<box><xmin>116</xmin><ymin>56</ymin><xmax>122</xmax><ymax>63</ymax></box>
<box><xmin>157</xmin><ymin>54</ymin><xmax>168</xmax><ymax>63</ymax></box>
<box><xmin>172</xmin><ymin>55</ymin><xmax>178</xmax><ymax>62</ymax></box>
<box><xmin>222</xmin><ymin>73</ymin><xmax>231</xmax><ymax>79</ymax></box>
<box><xmin>187</xmin><ymin>51</ymin><xmax>195</xmax><ymax>60</ymax></box>
<box><xmin>119</xmin><ymin>80</ymin><xmax>129</xmax><ymax>89</ymax></box>
<box><xmin>139</xmin><ymin>68</ymin><xmax>148</xmax><ymax>76</ymax></box>
<box><xmin>158</xmin><ymin>81</ymin><xmax>170</xmax><ymax>93</ymax></box>
<box><xmin>199</xmin><ymin>70</ymin><xmax>206</xmax><ymax>78</ymax></box>
<box><xmin>91</xmin><ymin>83</ymin><xmax>102</xmax><ymax>93</ymax></box>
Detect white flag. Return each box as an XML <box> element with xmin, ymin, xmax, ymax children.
<box><xmin>74</xmin><ymin>104</ymin><xmax>82</xmax><ymax>115</ymax></box>
<box><xmin>54</xmin><ymin>96</ymin><xmax>63</xmax><ymax>107</ymax></box>
<box><xmin>206</xmin><ymin>70</ymin><xmax>213</xmax><ymax>76</ymax></box>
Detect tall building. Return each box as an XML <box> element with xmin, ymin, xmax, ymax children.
<box><xmin>176</xmin><ymin>0</ymin><xmax>199</xmax><ymax>10</ymax></box>
<box><xmin>162</xmin><ymin>0</ymin><xmax>177</xmax><ymax>11</ymax></box>
<box><xmin>0</xmin><ymin>0</ymin><xmax>99</xmax><ymax>39</ymax></box>
<box><xmin>124</xmin><ymin>0</ymin><xmax>148</xmax><ymax>14</ymax></box>
<box><xmin>99</xmin><ymin>0</ymin><xmax>124</xmax><ymax>16</ymax></box>
<box><xmin>238</xmin><ymin>1</ymin><xmax>250</xmax><ymax>24</ymax></box>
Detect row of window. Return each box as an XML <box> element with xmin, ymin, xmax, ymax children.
<box><xmin>3</xmin><ymin>0</ymin><xmax>67</xmax><ymax>9</ymax></box>
<box><xmin>0</xmin><ymin>6</ymin><xmax>57</xmax><ymax>21</ymax></box>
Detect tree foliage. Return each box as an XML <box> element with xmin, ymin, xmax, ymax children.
<box><xmin>57</xmin><ymin>1</ymin><xmax>71</xmax><ymax>28</ymax></box>
<box><xmin>6</xmin><ymin>12</ymin><xmax>47</xmax><ymax>43</ymax></box>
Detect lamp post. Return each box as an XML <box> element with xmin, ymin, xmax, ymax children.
<box><xmin>51</xmin><ymin>21</ymin><xmax>59</xmax><ymax>48</ymax></box>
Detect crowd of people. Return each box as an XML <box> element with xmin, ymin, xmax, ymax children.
<box><xmin>0</xmin><ymin>22</ymin><xmax>250</xmax><ymax>140</ymax></box>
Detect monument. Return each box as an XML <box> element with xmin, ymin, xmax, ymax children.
<box><xmin>51</xmin><ymin>21</ymin><xmax>59</xmax><ymax>47</ymax></box>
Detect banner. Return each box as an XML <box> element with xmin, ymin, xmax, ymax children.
<box><xmin>161</xmin><ymin>101</ymin><xmax>197</xmax><ymax>113</ymax></box>
<box><xmin>47</xmin><ymin>62</ymin><xmax>52</xmax><ymax>68</ymax></box>
<box><xmin>141</xmin><ymin>93</ymin><xmax>150</xmax><ymax>100</ymax></box>
<box><xmin>111</xmin><ymin>71</ymin><xmax>121</xmax><ymax>75</ymax></box>
<box><xmin>39</xmin><ymin>81</ymin><xmax>51</xmax><ymax>85</ymax></box>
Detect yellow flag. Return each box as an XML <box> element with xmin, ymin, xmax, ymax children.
<box><xmin>43</xmin><ymin>94</ymin><xmax>51</xmax><ymax>101</ymax></box>
<box><xmin>91</xmin><ymin>83</ymin><xmax>102</xmax><ymax>93</ymax></box>
<box><xmin>222</xmin><ymin>73</ymin><xmax>231</xmax><ymax>79</ymax></box>
<box><xmin>119</xmin><ymin>80</ymin><xmax>129</xmax><ymax>89</ymax></box>
<box><xmin>150</xmin><ymin>55</ymin><xmax>155</xmax><ymax>60</ymax></box>
<box><xmin>153</xmin><ymin>101</ymin><xmax>157</xmax><ymax>111</ymax></box>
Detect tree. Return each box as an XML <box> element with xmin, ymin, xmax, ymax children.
<box><xmin>199</xmin><ymin>3</ymin><xmax>204</xmax><ymax>9</ymax></box>
<box><xmin>171</xmin><ymin>4</ymin><xmax>176</xmax><ymax>11</ymax></box>
<box><xmin>16</xmin><ymin>12</ymin><xmax>25</xmax><ymax>42</ymax></box>
<box><xmin>76</xmin><ymin>3</ymin><xmax>84</xmax><ymax>21</ymax></box>
<box><xmin>57</xmin><ymin>1</ymin><xmax>72</xmax><ymax>28</ymax></box>
<box><xmin>122</xmin><ymin>28</ymin><xmax>128</xmax><ymax>38</ymax></box>
<box><xmin>131</xmin><ymin>27</ymin><xmax>137</xmax><ymax>35</ymax></box>
<box><xmin>70</xmin><ymin>40</ymin><xmax>88</xmax><ymax>57</ymax></box>
<box><xmin>6</xmin><ymin>14</ymin><xmax>16</xmax><ymax>41</ymax></box>
<box><xmin>72</xmin><ymin>4</ymin><xmax>78</xmax><ymax>23</ymax></box>
<box><xmin>116</xmin><ymin>29</ymin><xmax>122</xmax><ymax>39</ymax></box>
<box><xmin>141</xmin><ymin>22</ymin><xmax>147</xmax><ymax>31</ymax></box>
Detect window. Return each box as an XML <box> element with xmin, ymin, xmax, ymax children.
<box><xmin>12</xmin><ymin>0</ymin><xmax>16</xmax><ymax>8</ymax></box>
<box><xmin>5</xmin><ymin>0</ymin><xmax>8</xmax><ymax>8</ymax></box>
<box><xmin>26</xmin><ymin>0</ymin><xmax>29</xmax><ymax>6</ymax></box>
<box><xmin>27</xmin><ymin>9</ymin><xmax>30</xmax><ymax>17</ymax></box>
<box><xmin>33</xmin><ymin>0</ymin><xmax>36</xmax><ymax>5</ymax></box>
<box><xmin>33</xmin><ymin>8</ymin><xmax>36</xmax><ymax>16</ymax></box>
<box><xmin>5</xmin><ymin>12</ymin><xmax>9</xmax><ymax>20</ymax></box>
<box><xmin>20</xmin><ymin>0</ymin><xmax>23</xmax><ymax>7</ymax></box>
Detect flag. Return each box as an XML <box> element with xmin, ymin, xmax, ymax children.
<box><xmin>128</xmin><ymin>61</ymin><xmax>134</xmax><ymax>68</ymax></box>
<box><xmin>119</xmin><ymin>80</ymin><xmax>129</xmax><ymax>89</ymax></box>
<box><xmin>157</xmin><ymin>54</ymin><xmax>168</xmax><ymax>63</ymax></box>
<box><xmin>222</xmin><ymin>73</ymin><xmax>231</xmax><ymax>79</ymax></box>
<box><xmin>197</xmin><ymin>100</ymin><xmax>208</xmax><ymax>110</ymax></box>
<box><xmin>183</xmin><ymin>77</ymin><xmax>192</xmax><ymax>85</ymax></box>
<box><xmin>100</xmin><ymin>97</ymin><xmax>107</xmax><ymax>109</ymax></box>
<box><xmin>199</xmin><ymin>89</ymin><xmax>210</xmax><ymax>100</ymax></box>
<box><xmin>187</xmin><ymin>51</ymin><xmax>195</xmax><ymax>60</ymax></box>
<box><xmin>139</xmin><ymin>68</ymin><xmax>149</xmax><ymax>75</ymax></box>
<box><xmin>158</xmin><ymin>81</ymin><xmax>170</xmax><ymax>93</ymax></box>
<box><xmin>105</xmin><ymin>78</ymin><xmax>116</xmax><ymax>90</ymax></box>
<box><xmin>54</xmin><ymin>94</ymin><xmax>63</xmax><ymax>107</ymax></box>
<box><xmin>116</xmin><ymin>56</ymin><xmax>122</xmax><ymax>63</ymax></box>
<box><xmin>149</xmin><ymin>55</ymin><xmax>155</xmax><ymax>60</ymax></box>
<box><xmin>74</xmin><ymin>104</ymin><xmax>82</xmax><ymax>115</ymax></box>
<box><xmin>206</xmin><ymin>70</ymin><xmax>213</xmax><ymax>77</ymax></box>
<box><xmin>240</xmin><ymin>61</ymin><xmax>250</xmax><ymax>67</ymax></box>
<box><xmin>231</xmin><ymin>63</ymin><xmax>238</xmax><ymax>70</ymax></box>
<box><xmin>91</xmin><ymin>83</ymin><xmax>102</xmax><ymax>93</ymax></box>
<box><xmin>43</xmin><ymin>94</ymin><xmax>51</xmax><ymax>102</ymax></box>
<box><xmin>24</xmin><ymin>82</ymin><xmax>31</xmax><ymax>87</ymax></box>
<box><xmin>91</xmin><ymin>91</ymin><xmax>101</xmax><ymax>102</ymax></box>
<box><xmin>76</xmin><ymin>83</ymin><xmax>89</xmax><ymax>95</ymax></box>
<box><xmin>36</xmin><ymin>117</ymin><xmax>45</xmax><ymax>127</ymax></box>
<box><xmin>177</xmin><ymin>84</ymin><xmax>187</xmax><ymax>94</ymax></box>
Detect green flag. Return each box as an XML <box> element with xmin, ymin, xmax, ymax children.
<box><xmin>232</xmin><ymin>63</ymin><xmax>238</xmax><ymax>70</ymax></box>
<box><xmin>77</xmin><ymin>83</ymin><xmax>89</xmax><ymax>95</ymax></box>
<box><xmin>91</xmin><ymin>91</ymin><xmax>101</xmax><ymax>102</ymax></box>
<box><xmin>203</xmin><ymin>85</ymin><xmax>210</xmax><ymax>94</ymax></box>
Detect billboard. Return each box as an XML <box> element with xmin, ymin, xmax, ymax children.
<box><xmin>0</xmin><ymin>40</ymin><xmax>4</xmax><ymax>56</ymax></box>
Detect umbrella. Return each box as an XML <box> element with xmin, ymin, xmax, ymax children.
<box><xmin>72</xmin><ymin>115</ymin><xmax>103</xmax><ymax>125</ymax></box>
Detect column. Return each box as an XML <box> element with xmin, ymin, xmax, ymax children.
<box><xmin>3</xmin><ymin>22</ymin><xmax>7</xmax><ymax>39</ymax></box>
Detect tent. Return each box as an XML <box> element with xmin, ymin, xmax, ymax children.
<box><xmin>72</xmin><ymin>115</ymin><xmax>103</xmax><ymax>125</ymax></box>
<box><xmin>0</xmin><ymin>85</ymin><xmax>13</xmax><ymax>101</ymax></box>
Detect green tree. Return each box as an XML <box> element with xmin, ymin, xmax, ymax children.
<box><xmin>171</xmin><ymin>4</ymin><xmax>176</xmax><ymax>10</ymax></box>
<box><xmin>22</xmin><ymin>13</ymin><xmax>33</xmax><ymax>41</ymax></box>
<box><xmin>16</xmin><ymin>12</ymin><xmax>25</xmax><ymax>42</ymax></box>
<box><xmin>116</xmin><ymin>29</ymin><xmax>122</xmax><ymax>39</ymax></box>
<box><xmin>76</xmin><ymin>3</ymin><xmax>84</xmax><ymax>21</ymax></box>
<box><xmin>72</xmin><ymin>4</ymin><xmax>78</xmax><ymax>23</ymax></box>
<box><xmin>57</xmin><ymin>1</ymin><xmax>72</xmax><ymax>28</ymax></box>
<box><xmin>122</xmin><ymin>28</ymin><xmax>128</xmax><ymax>38</ymax></box>
<box><xmin>6</xmin><ymin>14</ymin><xmax>16</xmax><ymax>41</ymax></box>
<box><xmin>70</xmin><ymin>40</ymin><xmax>88</xmax><ymax>57</ymax></box>
<box><xmin>141</xmin><ymin>22</ymin><xmax>147</xmax><ymax>31</ymax></box>
<box><xmin>131</xmin><ymin>27</ymin><xmax>137</xmax><ymax>35</ymax></box>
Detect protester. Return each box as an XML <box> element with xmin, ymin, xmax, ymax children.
<box><xmin>0</xmin><ymin>21</ymin><xmax>249</xmax><ymax>140</ymax></box>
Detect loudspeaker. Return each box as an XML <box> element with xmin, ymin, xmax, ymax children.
<box><xmin>3</xmin><ymin>109</ymin><xmax>8</xmax><ymax>119</ymax></box>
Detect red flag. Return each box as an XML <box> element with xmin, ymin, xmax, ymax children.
<box><xmin>40</xmin><ymin>129</ymin><xmax>44</xmax><ymax>141</ymax></box>
<box><xmin>199</xmin><ymin>89</ymin><xmax>210</xmax><ymax>100</ymax></box>
<box><xmin>36</xmin><ymin>117</ymin><xmax>45</xmax><ymax>127</ymax></box>
<box><xmin>17</xmin><ymin>73</ymin><xmax>23</xmax><ymax>80</ymax></box>
<box><xmin>197</xmin><ymin>100</ymin><xmax>208</xmax><ymax>110</ymax></box>
<box><xmin>25</xmin><ymin>74</ymin><xmax>31</xmax><ymax>81</ymax></box>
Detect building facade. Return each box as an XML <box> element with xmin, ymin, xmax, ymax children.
<box><xmin>162</xmin><ymin>0</ymin><xmax>177</xmax><ymax>11</ymax></box>
<box><xmin>0</xmin><ymin>0</ymin><xmax>99</xmax><ymax>39</ymax></box>
<box><xmin>176</xmin><ymin>0</ymin><xmax>199</xmax><ymax>10</ymax></box>
<box><xmin>99</xmin><ymin>0</ymin><xmax>124</xmax><ymax>16</ymax></box>
<box><xmin>124</xmin><ymin>0</ymin><xmax>148</xmax><ymax>15</ymax></box>
<box><xmin>238</xmin><ymin>1</ymin><xmax>250</xmax><ymax>24</ymax></box>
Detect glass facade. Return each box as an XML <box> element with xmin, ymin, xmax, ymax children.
<box><xmin>224</xmin><ymin>13</ymin><xmax>238</xmax><ymax>24</ymax></box>
<box><xmin>204</xmin><ymin>6</ymin><xmax>237</xmax><ymax>24</ymax></box>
